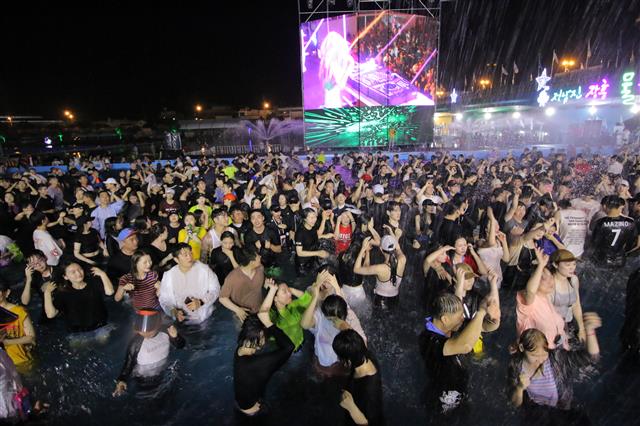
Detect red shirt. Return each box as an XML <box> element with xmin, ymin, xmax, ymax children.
<box><xmin>335</xmin><ymin>223</ymin><xmax>353</xmax><ymax>254</ymax></box>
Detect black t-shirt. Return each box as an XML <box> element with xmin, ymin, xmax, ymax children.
<box><xmin>33</xmin><ymin>195</ymin><xmax>55</xmax><ymax>212</ymax></box>
<box><xmin>166</xmin><ymin>224</ymin><xmax>181</xmax><ymax>245</ymax></box>
<box><xmin>229</xmin><ymin>221</ymin><xmax>250</xmax><ymax>244</ymax></box>
<box><xmin>267</xmin><ymin>219</ymin><xmax>290</xmax><ymax>251</ymax></box>
<box><xmin>295</xmin><ymin>225</ymin><xmax>319</xmax><ymax>271</ymax></box>
<box><xmin>591</xmin><ymin>215</ymin><xmax>638</xmax><ymax>266</ymax></box>
<box><xmin>233</xmin><ymin>325</ymin><xmax>294</xmax><ymax>410</ymax></box>
<box><xmin>244</xmin><ymin>226</ymin><xmax>281</xmax><ymax>267</ymax></box>
<box><xmin>209</xmin><ymin>246</ymin><xmax>240</xmax><ymax>282</ymax></box>
<box><xmin>107</xmin><ymin>250</ymin><xmax>133</xmax><ymax>281</ymax></box>
<box><xmin>52</xmin><ymin>278</ymin><xmax>108</xmax><ymax>332</ymax></box>
<box><xmin>346</xmin><ymin>359</ymin><xmax>385</xmax><ymax>426</ymax></box>
<box><xmin>74</xmin><ymin>228</ymin><xmax>101</xmax><ymax>253</ymax></box>
<box><xmin>419</xmin><ymin>328</ymin><xmax>468</xmax><ymax>414</ymax></box>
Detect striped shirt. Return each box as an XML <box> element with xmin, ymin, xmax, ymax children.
<box><xmin>525</xmin><ymin>360</ymin><xmax>559</xmax><ymax>407</ymax></box>
<box><xmin>119</xmin><ymin>271</ymin><xmax>160</xmax><ymax>310</ymax></box>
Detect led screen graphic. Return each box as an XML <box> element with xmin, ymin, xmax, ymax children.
<box><xmin>304</xmin><ymin>106</ymin><xmax>432</xmax><ymax>148</ymax></box>
<box><xmin>300</xmin><ymin>12</ymin><xmax>436</xmax><ymax>148</ymax></box>
<box><xmin>300</xmin><ymin>12</ymin><xmax>437</xmax><ymax>109</ymax></box>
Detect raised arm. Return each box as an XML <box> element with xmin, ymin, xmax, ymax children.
<box><xmin>258</xmin><ymin>278</ymin><xmax>278</xmax><ymax>328</ymax></box>
<box><xmin>523</xmin><ymin>248</ymin><xmax>548</xmax><ymax>305</ymax></box>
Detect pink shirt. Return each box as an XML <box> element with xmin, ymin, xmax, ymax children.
<box><xmin>516</xmin><ymin>291</ymin><xmax>568</xmax><ymax>350</ymax></box>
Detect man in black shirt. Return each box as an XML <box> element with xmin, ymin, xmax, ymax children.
<box><xmin>268</xmin><ymin>205</ymin><xmax>291</xmax><ymax>255</ymax></box>
<box><xmin>591</xmin><ymin>196</ymin><xmax>638</xmax><ymax>267</ymax></box>
<box><xmin>33</xmin><ymin>185</ymin><xmax>56</xmax><ymax>214</ymax></box>
<box><xmin>419</xmin><ymin>293</ymin><xmax>498</xmax><ymax>417</ymax></box>
<box><xmin>107</xmin><ymin>228</ymin><xmax>139</xmax><ymax>281</ymax></box>
<box><xmin>244</xmin><ymin>209</ymin><xmax>281</xmax><ymax>268</ymax></box>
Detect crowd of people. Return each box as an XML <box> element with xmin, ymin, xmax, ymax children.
<box><xmin>0</xmin><ymin>145</ymin><xmax>639</xmax><ymax>424</ymax></box>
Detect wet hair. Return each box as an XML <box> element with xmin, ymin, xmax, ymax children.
<box><xmin>557</xmin><ymin>199</ymin><xmax>571</xmax><ymax>209</ymax></box>
<box><xmin>386</xmin><ymin>200</ymin><xmax>401</xmax><ymax>214</ymax></box>
<box><xmin>237</xmin><ymin>314</ymin><xmax>265</xmax><ymax>348</ymax></box>
<box><xmin>149</xmin><ymin>223</ymin><xmax>167</xmax><ymax>242</ymax></box>
<box><xmin>27</xmin><ymin>250</ymin><xmax>47</xmax><ymax>263</ymax></box>
<box><xmin>171</xmin><ymin>242</ymin><xmax>193</xmax><ymax>258</ymax></box>
<box><xmin>509</xmin><ymin>329</ymin><xmax>550</xmax><ymax>383</ymax></box>
<box><xmin>301</xmin><ymin>207</ymin><xmax>317</xmax><ymax>221</ymax></box>
<box><xmin>320</xmin><ymin>295</ymin><xmax>348</xmax><ymax>320</ymax></box>
<box><xmin>249</xmin><ymin>208</ymin><xmax>265</xmax><ymax>219</ymax></box>
<box><xmin>332</xmin><ymin>329</ymin><xmax>370</xmax><ymax>370</ymax></box>
<box><xmin>236</xmin><ymin>247</ymin><xmax>259</xmax><ymax>266</ymax></box>
<box><xmin>130</xmin><ymin>249</ymin><xmax>151</xmax><ymax>277</ymax></box>
<box><xmin>29</xmin><ymin>211</ymin><xmax>48</xmax><ymax>227</ymax></box>
<box><xmin>212</xmin><ymin>208</ymin><xmax>227</xmax><ymax>219</ymax></box>
<box><xmin>133</xmin><ymin>217</ymin><xmax>149</xmax><ymax>233</ymax></box>
<box><xmin>432</xmin><ymin>293</ymin><xmax>463</xmax><ymax>320</ymax></box>
<box><xmin>220</xmin><ymin>231</ymin><xmax>235</xmax><ymax>241</ymax></box>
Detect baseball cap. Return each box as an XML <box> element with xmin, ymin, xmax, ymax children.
<box><xmin>381</xmin><ymin>235</ymin><xmax>397</xmax><ymax>252</ymax></box>
<box><xmin>104</xmin><ymin>178</ymin><xmax>118</xmax><ymax>185</ymax></box>
<box><xmin>373</xmin><ymin>184</ymin><xmax>385</xmax><ymax>195</ymax></box>
<box><xmin>456</xmin><ymin>263</ymin><xmax>479</xmax><ymax>279</ymax></box>
<box><xmin>117</xmin><ymin>228</ymin><xmax>137</xmax><ymax>244</ymax></box>
<box><xmin>550</xmin><ymin>249</ymin><xmax>579</xmax><ymax>264</ymax></box>
<box><xmin>223</xmin><ymin>193</ymin><xmax>237</xmax><ymax>202</ymax></box>
<box><xmin>619</xmin><ymin>179</ymin><xmax>630</xmax><ymax>187</ymax></box>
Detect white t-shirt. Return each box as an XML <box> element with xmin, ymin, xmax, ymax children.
<box><xmin>310</xmin><ymin>307</ymin><xmax>367</xmax><ymax>367</ymax></box>
<box><xmin>33</xmin><ymin>229</ymin><xmax>62</xmax><ymax>266</ymax></box>
<box><xmin>558</xmin><ymin>209</ymin><xmax>588</xmax><ymax>257</ymax></box>
<box><xmin>570</xmin><ymin>197</ymin><xmax>601</xmax><ymax>226</ymax></box>
<box><xmin>477</xmin><ymin>245</ymin><xmax>504</xmax><ymax>287</ymax></box>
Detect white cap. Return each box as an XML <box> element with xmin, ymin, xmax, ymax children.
<box><xmin>381</xmin><ymin>235</ymin><xmax>397</xmax><ymax>252</ymax></box>
<box><xmin>373</xmin><ymin>184</ymin><xmax>384</xmax><ymax>195</ymax></box>
<box><xmin>104</xmin><ymin>178</ymin><xmax>117</xmax><ymax>185</ymax></box>
<box><xmin>619</xmin><ymin>179</ymin><xmax>630</xmax><ymax>187</ymax></box>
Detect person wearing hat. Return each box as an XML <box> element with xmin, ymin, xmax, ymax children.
<box><xmin>353</xmin><ymin>235</ymin><xmax>406</xmax><ymax>309</ymax></box>
<box><xmin>590</xmin><ymin>195</ymin><xmax>638</xmax><ymax>267</ymax></box>
<box><xmin>158</xmin><ymin>187</ymin><xmax>181</xmax><ymax>217</ymax></box>
<box><xmin>107</xmin><ymin>228</ymin><xmax>139</xmax><ymax>281</ymax></box>
<box><xmin>548</xmin><ymin>249</ymin><xmax>586</xmax><ymax>347</ymax></box>
<box><xmin>113</xmin><ymin>309</ymin><xmax>185</xmax><ymax>397</ymax></box>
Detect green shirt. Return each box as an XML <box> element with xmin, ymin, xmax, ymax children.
<box><xmin>269</xmin><ymin>291</ymin><xmax>313</xmax><ymax>350</ymax></box>
<box><xmin>223</xmin><ymin>165</ymin><xmax>238</xmax><ymax>180</ymax></box>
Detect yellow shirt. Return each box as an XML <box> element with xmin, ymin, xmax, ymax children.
<box><xmin>3</xmin><ymin>304</ymin><xmax>32</xmax><ymax>365</ymax></box>
<box><xmin>178</xmin><ymin>226</ymin><xmax>207</xmax><ymax>260</ymax></box>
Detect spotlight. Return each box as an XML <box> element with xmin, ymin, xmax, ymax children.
<box><xmin>484</xmin><ymin>112</ymin><xmax>492</xmax><ymax>120</ymax></box>
<box><xmin>512</xmin><ymin>111</ymin><xmax>521</xmax><ymax>119</ymax></box>
<box><xmin>455</xmin><ymin>113</ymin><xmax>463</xmax><ymax>120</ymax></box>
<box><xmin>631</xmin><ymin>104</ymin><xmax>640</xmax><ymax>114</ymax></box>
<box><xmin>544</xmin><ymin>107</ymin><xmax>556</xmax><ymax>117</ymax></box>
<box><xmin>589</xmin><ymin>105</ymin><xmax>597</xmax><ymax>115</ymax></box>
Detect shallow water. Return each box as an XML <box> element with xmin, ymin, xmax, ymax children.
<box><xmin>14</xmin><ymin>251</ymin><xmax>640</xmax><ymax>425</ymax></box>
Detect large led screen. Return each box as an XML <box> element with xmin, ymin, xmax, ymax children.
<box><xmin>300</xmin><ymin>12</ymin><xmax>436</xmax><ymax>148</ymax></box>
<box><xmin>300</xmin><ymin>12</ymin><xmax>437</xmax><ymax>109</ymax></box>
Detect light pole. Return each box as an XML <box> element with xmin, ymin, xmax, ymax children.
<box><xmin>560</xmin><ymin>58</ymin><xmax>576</xmax><ymax>73</ymax></box>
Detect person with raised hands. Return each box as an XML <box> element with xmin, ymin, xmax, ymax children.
<box><xmin>516</xmin><ymin>247</ymin><xmax>568</xmax><ymax>350</ymax></box>
<box><xmin>419</xmin><ymin>292</ymin><xmax>500</xmax><ymax>417</ymax></box>
<box><xmin>508</xmin><ymin>314</ymin><xmax>602</xmax><ymax>423</ymax></box>
<box><xmin>233</xmin><ymin>278</ymin><xmax>294</xmax><ymax>417</ymax></box>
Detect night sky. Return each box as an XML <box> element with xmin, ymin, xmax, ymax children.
<box><xmin>1</xmin><ymin>0</ymin><xmax>638</xmax><ymax>120</ymax></box>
